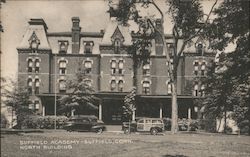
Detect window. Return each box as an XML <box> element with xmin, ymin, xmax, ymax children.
<box><xmin>197</xmin><ymin>43</ymin><xmax>203</xmax><ymax>55</ymax></box>
<box><xmin>84</xmin><ymin>61</ymin><xmax>92</xmax><ymax>74</ymax></box>
<box><xmin>142</xmin><ymin>63</ymin><xmax>150</xmax><ymax>75</ymax></box>
<box><xmin>110</xmin><ymin>80</ymin><xmax>116</xmax><ymax>91</ymax></box>
<box><xmin>29</xmin><ymin>31</ymin><xmax>40</xmax><ymax>53</ymax></box>
<box><xmin>142</xmin><ymin>81</ymin><xmax>150</xmax><ymax>94</ymax></box>
<box><xmin>84</xmin><ymin>41</ymin><xmax>94</xmax><ymax>54</ymax></box>
<box><xmin>34</xmin><ymin>100</ymin><xmax>39</xmax><ymax>110</ymax></box>
<box><xmin>201</xmin><ymin>61</ymin><xmax>206</xmax><ymax>76</ymax></box>
<box><xmin>31</xmin><ymin>41</ymin><xmax>39</xmax><ymax>53</ymax></box>
<box><xmin>34</xmin><ymin>79</ymin><xmax>40</xmax><ymax>94</ymax></box>
<box><xmin>200</xmin><ymin>84</ymin><xmax>205</xmax><ymax>97</ymax></box>
<box><xmin>114</xmin><ymin>39</ymin><xmax>121</xmax><ymax>54</ymax></box>
<box><xmin>84</xmin><ymin>79</ymin><xmax>92</xmax><ymax>87</ymax></box>
<box><xmin>59</xmin><ymin>41</ymin><xmax>68</xmax><ymax>54</ymax></box>
<box><xmin>194</xmin><ymin>83</ymin><xmax>199</xmax><ymax>96</ymax></box>
<box><xmin>59</xmin><ymin>80</ymin><xmax>66</xmax><ymax>93</ymax></box>
<box><xmin>59</xmin><ymin>61</ymin><xmax>67</xmax><ymax>75</ymax></box>
<box><xmin>111</xmin><ymin>60</ymin><xmax>116</xmax><ymax>75</ymax></box>
<box><xmin>167</xmin><ymin>58</ymin><xmax>174</xmax><ymax>71</ymax></box>
<box><xmin>28</xmin><ymin>59</ymin><xmax>33</xmax><ymax>73</ymax></box>
<box><xmin>118</xmin><ymin>60</ymin><xmax>124</xmax><ymax>75</ymax></box>
<box><xmin>193</xmin><ymin>61</ymin><xmax>199</xmax><ymax>75</ymax></box>
<box><xmin>118</xmin><ymin>80</ymin><xmax>124</xmax><ymax>92</ymax></box>
<box><xmin>167</xmin><ymin>82</ymin><xmax>172</xmax><ymax>94</ymax></box>
<box><xmin>29</xmin><ymin>103</ymin><xmax>34</xmax><ymax>110</ymax></box>
<box><xmin>35</xmin><ymin>59</ymin><xmax>40</xmax><ymax>73</ymax></box>
<box><xmin>27</xmin><ymin>79</ymin><xmax>33</xmax><ymax>94</ymax></box>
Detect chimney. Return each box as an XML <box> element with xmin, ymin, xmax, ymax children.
<box><xmin>71</xmin><ymin>17</ymin><xmax>81</xmax><ymax>54</ymax></box>
<box><xmin>155</xmin><ymin>19</ymin><xmax>164</xmax><ymax>55</ymax></box>
<box><xmin>29</xmin><ymin>19</ymin><xmax>48</xmax><ymax>33</ymax></box>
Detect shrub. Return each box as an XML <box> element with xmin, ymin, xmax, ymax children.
<box><xmin>238</xmin><ymin>120</ymin><xmax>249</xmax><ymax>135</ymax></box>
<box><xmin>199</xmin><ymin>118</ymin><xmax>217</xmax><ymax>132</ymax></box>
<box><xmin>22</xmin><ymin>116</ymin><xmax>68</xmax><ymax>129</ymax></box>
<box><xmin>1</xmin><ymin>114</ymin><xmax>8</xmax><ymax>128</ymax></box>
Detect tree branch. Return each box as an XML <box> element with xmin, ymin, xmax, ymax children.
<box><xmin>183</xmin><ymin>0</ymin><xmax>218</xmax><ymax>43</ymax></box>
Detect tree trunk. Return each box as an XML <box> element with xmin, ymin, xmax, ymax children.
<box><xmin>171</xmin><ymin>79</ymin><xmax>178</xmax><ymax>134</ymax></box>
<box><xmin>224</xmin><ymin>110</ymin><xmax>227</xmax><ymax>133</ymax></box>
<box><xmin>133</xmin><ymin>61</ymin><xmax>138</xmax><ymax>90</ymax></box>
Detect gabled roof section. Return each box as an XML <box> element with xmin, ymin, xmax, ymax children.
<box><xmin>111</xmin><ymin>26</ymin><xmax>124</xmax><ymax>42</ymax></box>
<box><xmin>101</xmin><ymin>18</ymin><xmax>132</xmax><ymax>46</ymax></box>
<box><xmin>195</xmin><ymin>35</ymin><xmax>206</xmax><ymax>46</ymax></box>
<box><xmin>183</xmin><ymin>35</ymin><xmax>215</xmax><ymax>54</ymax></box>
<box><xmin>28</xmin><ymin>31</ymin><xmax>40</xmax><ymax>44</ymax></box>
<box><xmin>17</xmin><ymin>19</ymin><xmax>51</xmax><ymax>50</ymax></box>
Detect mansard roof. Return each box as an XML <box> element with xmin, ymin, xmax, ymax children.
<box><xmin>101</xmin><ymin>18</ymin><xmax>132</xmax><ymax>46</ymax></box>
<box><xmin>17</xmin><ymin>19</ymin><xmax>51</xmax><ymax>50</ymax></box>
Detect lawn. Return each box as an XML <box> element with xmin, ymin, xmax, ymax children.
<box><xmin>1</xmin><ymin>131</ymin><xmax>250</xmax><ymax>157</ymax></box>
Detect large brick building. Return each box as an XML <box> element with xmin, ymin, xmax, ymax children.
<box><xmin>17</xmin><ymin>15</ymin><xmax>215</xmax><ymax>124</ymax></box>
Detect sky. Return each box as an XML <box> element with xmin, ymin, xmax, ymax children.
<box><xmin>0</xmin><ymin>0</ymin><xmax>219</xmax><ymax>80</ymax></box>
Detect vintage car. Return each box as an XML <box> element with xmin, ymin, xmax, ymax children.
<box><xmin>122</xmin><ymin>117</ymin><xmax>165</xmax><ymax>135</ymax></box>
<box><xmin>63</xmin><ymin>115</ymin><xmax>106</xmax><ymax>133</ymax></box>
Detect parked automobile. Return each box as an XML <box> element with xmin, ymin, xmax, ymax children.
<box><xmin>63</xmin><ymin>115</ymin><xmax>106</xmax><ymax>133</ymax></box>
<box><xmin>163</xmin><ymin>118</ymin><xmax>199</xmax><ymax>131</ymax></box>
<box><xmin>122</xmin><ymin>117</ymin><xmax>165</xmax><ymax>135</ymax></box>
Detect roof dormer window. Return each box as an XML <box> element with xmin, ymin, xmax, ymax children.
<box><xmin>29</xmin><ymin>31</ymin><xmax>40</xmax><ymax>53</ymax></box>
<box><xmin>114</xmin><ymin>39</ymin><xmax>121</xmax><ymax>54</ymax></box>
<box><xmin>83</xmin><ymin>41</ymin><xmax>94</xmax><ymax>54</ymax></box>
<box><xmin>59</xmin><ymin>41</ymin><xmax>69</xmax><ymax>54</ymax></box>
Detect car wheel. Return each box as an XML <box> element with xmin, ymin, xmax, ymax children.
<box><xmin>96</xmin><ymin>128</ymin><xmax>103</xmax><ymax>134</ymax></box>
<box><xmin>150</xmin><ymin>128</ymin><xmax>158</xmax><ymax>135</ymax></box>
<box><xmin>124</xmin><ymin>128</ymin><xmax>130</xmax><ymax>134</ymax></box>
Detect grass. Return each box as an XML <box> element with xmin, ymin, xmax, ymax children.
<box><xmin>1</xmin><ymin>131</ymin><xmax>250</xmax><ymax>157</ymax></box>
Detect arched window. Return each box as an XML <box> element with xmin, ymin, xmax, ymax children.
<box><xmin>110</xmin><ymin>80</ymin><xmax>116</xmax><ymax>91</ymax></box>
<box><xmin>201</xmin><ymin>61</ymin><xmax>206</xmax><ymax>76</ymax></box>
<box><xmin>59</xmin><ymin>80</ymin><xmax>66</xmax><ymax>93</ymax></box>
<box><xmin>84</xmin><ymin>79</ymin><xmax>92</xmax><ymax>87</ymax></box>
<box><xmin>59</xmin><ymin>60</ymin><xmax>67</xmax><ymax>75</ymax></box>
<box><xmin>110</xmin><ymin>60</ymin><xmax>116</xmax><ymax>74</ymax></box>
<box><xmin>34</xmin><ymin>79</ymin><xmax>40</xmax><ymax>94</ymax></box>
<box><xmin>31</xmin><ymin>41</ymin><xmax>38</xmax><ymax>53</ymax></box>
<box><xmin>118</xmin><ymin>60</ymin><xmax>124</xmax><ymax>74</ymax></box>
<box><xmin>193</xmin><ymin>83</ymin><xmax>199</xmax><ymax>97</ymax></box>
<box><xmin>169</xmin><ymin>44</ymin><xmax>174</xmax><ymax>57</ymax></box>
<box><xmin>84</xmin><ymin>61</ymin><xmax>92</xmax><ymax>74</ymax></box>
<box><xmin>27</xmin><ymin>78</ymin><xmax>33</xmax><ymax>94</ymax></box>
<box><xmin>200</xmin><ymin>84</ymin><xmax>205</xmax><ymax>97</ymax></box>
<box><xmin>118</xmin><ymin>80</ymin><xmax>124</xmax><ymax>92</ymax></box>
<box><xmin>142</xmin><ymin>63</ymin><xmax>150</xmax><ymax>75</ymax></box>
<box><xmin>142</xmin><ymin>81</ymin><xmax>150</xmax><ymax>94</ymax></box>
<box><xmin>27</xmin><ymin>59</ymin><xmax>33</xmax><ymax>73</ymax></box>
<box><xmin>193</xmin><ymin>60</ymin><xmax>199</xmax><ymax>76</ymax></box>
<box><xmin>35</xmin><ymin>59</ymin><xmax>40</xmax><ymax>73</ymax></box>
<box><xmin>29</xmin><ymin>103</ymin><xmax>34</xmax><ymax>110</ymax></box>
<box><xmin>167</xmin><ymin>82</ymin><xmax>172</xmax><ymax>94</ymax></box>
<box><xmin>34</xmin><ymin>100</ymin><xmax>40</xmax><ymax>110</ymax></box>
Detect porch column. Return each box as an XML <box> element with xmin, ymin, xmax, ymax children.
<box><xmin>71</xmin><ymin>109</ymin><xmax>75</xmax><ymax>116</ymax></box>
<box><xmin>159</xmin><ymin>104</ymin><xmax>163</xmax><ymax>118</ymax></box>
<box><xmin>188</xmin><ymin>108</ymin><xmax>192</xmax><ymax>119</ymax></box>
<box><xmin>42</xmin><ymin>105</ymin><xmax>45</xmax><ymax>116</ymax></box>
<box><xmin>98</xmin><ymin>103</ymin><xmax>102</xmax><ymax>121</ymax></box>
<box><xmin>132</xmin><ymin>109</ymin><xmax>136</xmax><ymax>122</ymax></box>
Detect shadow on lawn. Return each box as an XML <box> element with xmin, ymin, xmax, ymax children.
<box><xmin>162</xmin><ymin>155</ymin><xmax>189</xmax><ymax>157</ymax></box>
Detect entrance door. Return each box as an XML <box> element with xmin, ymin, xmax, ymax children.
<box><xmin>103</xmin><ymin>99</ymin><xmax>123</xmax><ymax>124</ymax></box>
